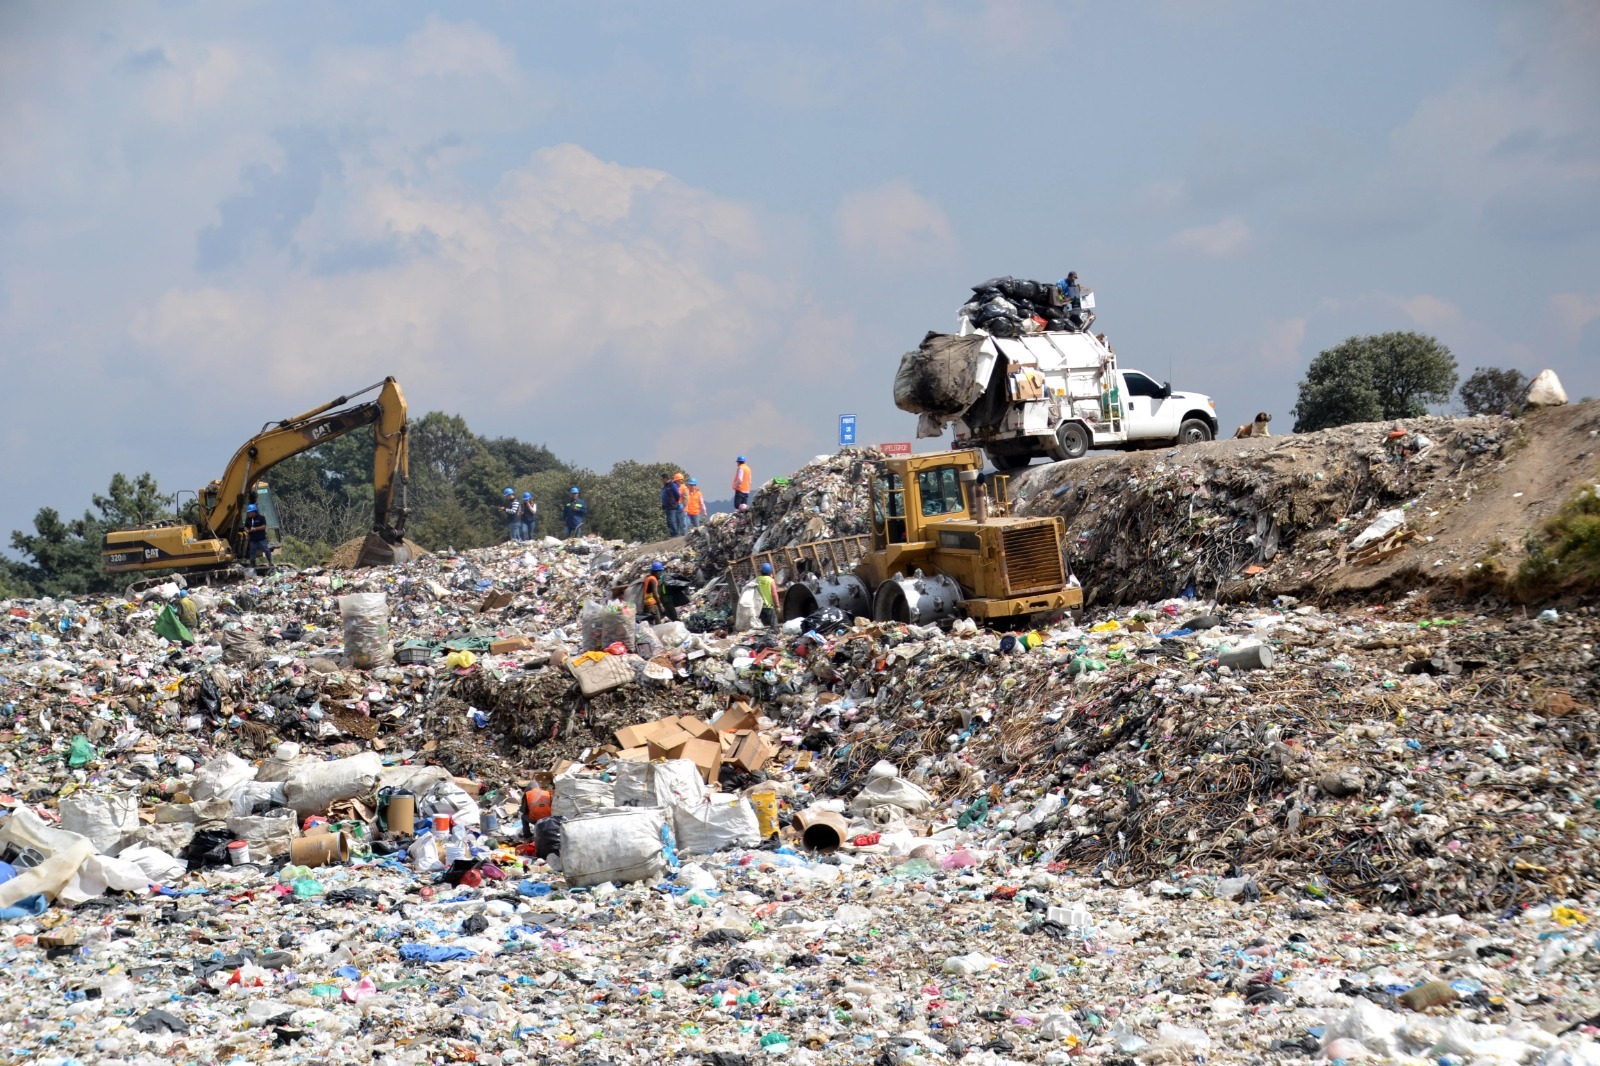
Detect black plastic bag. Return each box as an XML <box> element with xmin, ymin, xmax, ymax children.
<box><xmin>534</xmin><ymin>816</ymin><xmax>563</xmax><ymax>858</ymax></box>
<box><xmin>182</xmin><ymin>828</ymin><xmax>236</xmax><ymax>868</ymax></box>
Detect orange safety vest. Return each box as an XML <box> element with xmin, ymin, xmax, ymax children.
<box><xmin>643</xmin><ymin>574</ymin><xmax>662</xmax><ymax>607</ymax></box>
<box><xmin>733</xmin><ymin>463</ymin><xmax>751</xmax><ymax>493</ymax></box>
<box><xmin>684</xmin><ymin>486</ymin><xmax>705</xmax><ymax>515</ymax></box>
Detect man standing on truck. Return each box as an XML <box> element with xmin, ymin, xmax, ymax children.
<box><xmin>732</xmin><ymin>455</ymin><xmax>753</xmax><ymax>511</ymax></box>
<box><xmin>756</xmin><ymin>562</ymin><xmax>780</xmax><ymax>627</ymax></box>
<box><xmin>563</xmin><ymin>488</ymin><xmax>587</xmax><ymax>537</ymax></box>
<box><xmin>243</xmin><ymin>503</ymin><xmax>273</xmax><ymax>572</ymax></box>
<box><xmin>660</xmin><ymin>473</ymin><xmax>682</xmax><ymax>536</ymax></box>
<box><xmin>683</xmin><ymin>477</ymin><xmax>706</xmax><ymax>529</ymax></box>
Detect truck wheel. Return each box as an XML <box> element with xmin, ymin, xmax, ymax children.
<box><xmin>990</xmin><ymin>452</ymin><xmax>1030</xmax><ymax>472</ymax></box>
<box><xmin>1052</xmin><ymin>423</ymin><xmax>1089</xmax><ymax>461</ymax></box>
<box><xmin>1178</xmin><ymin>419</ymin><xmax>1213</xmax><ymax>446</ymax></box>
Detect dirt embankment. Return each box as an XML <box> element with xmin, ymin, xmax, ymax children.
<box><xmin>1012</xmin><ymin>403</ymin><xmax>1600</xmax><ymax>607</ymax></box>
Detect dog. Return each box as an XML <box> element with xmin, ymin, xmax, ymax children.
<box><xmin>1233</xmin><ymin>412</ymin><xmax>1271</xmax><ymax>439</ymax></box>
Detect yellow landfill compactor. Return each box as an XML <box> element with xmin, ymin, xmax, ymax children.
<box><xmin>743</xmin><ymin>448</ymin><xmax>1083</xmax><ymax>626</ymax></box>
<box><xmin>102</xmin><ymin>377</ymin><xmax>412</xmax><ymax>584</ymax></box>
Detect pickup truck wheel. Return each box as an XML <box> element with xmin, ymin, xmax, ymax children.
<box><xmin>989</xmin><ymin>452</ymin><xmax>1031</xmax><ymax>472</ymax></box>
<box><xmin>1178</xmin><ymin>418</ymin><xmax>1213</xmax><ymax>446</ymax></box>
<box><xmin>1052</xmin><ymin>422</ymin><xmax>1089</xmax><ymax>461</ymax></box>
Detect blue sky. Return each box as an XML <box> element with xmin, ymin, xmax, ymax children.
<box><xmin>2</xmin><ymin>1</ymin><xmax>1597</xmax><ymax>543</ymax></box>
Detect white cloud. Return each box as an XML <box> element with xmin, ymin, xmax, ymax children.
<box><xmin>834</xmin><ymin>179</ymin><xmax>955</xmax><ymax>263</ymax></box>
<box><xmin>1398</xmin><ymin>294</ymin><xmax>1466</xmax><ymax>332</ymax></box>
<box><xmin>1166</xmin><ymin>215</ymin><xmax>1251</xmax><ymax>257</ymax></box>
<box><xmin>130</xmin><ymin>145</ymin><xmax>782</xmax><ymax>412</ymax></box>
<box><xmin>1257</xmin><ymin>316</ymin><xmax>1306</xmax><ymax>368</ymax></box>
<box><xmin>1549</xmin><ymin>292</ymin><xmax>1600</xmax><ymax>341</ymax></box>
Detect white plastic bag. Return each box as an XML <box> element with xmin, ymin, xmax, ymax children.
<box><xmin>849</xmin><ymin>762</ymin><xmax>934</xmax><ymax>814</ymax></box>
<box><xmin>58</xmin><ymin>792</ymin><xmax>139</xmax><ymax>855</ymax></box>
<box><xmin>613</xmin><ymin>759</ymin><xmax>706</xmax><ymax>810</ymax></box>
<box><xmin>227</xmin><ymin>809</ymin><xmax>298</xmax><ymax>858</ymax></box>
<box><xmin>553</xmin><ymin>771</ymin><xmax>615</xmax><ymax>819</ymax></box>
<box><xmin>281</xmin><ymin>751</ymin><xmax>383</xmax><ymax>816</ymax></box>
<box><xmin>190</xmin><ymin>753</ymin><xmax>257</xmax><ymax>801</ymax></box>
<box><xmin>561</xmin><ymin>808</ymin><xmax>674</xmax><ymax>888</ymax></box>
<box><xmin>1350</xmin><ymin>509</ymin><xmax>1405</xmax><ymax>550</ymax></box>
<box><xmin>0</xmin><ymin>808</ymin><xmax>96</xmax><ymax>908</ymax></box>
<box><xmin>673</xmin><ymin>795</ymin><xmax>761</xmax><ymax>856</ymax></box>
<box><xmin>733</xmin><ymin>582</ymin><xmax>762</xmax><ymax>632</ymax></box>
<box><xmin>338</xmin><ymin>592</ymin><xmax>391</xmax><ymax>668</ymax></box>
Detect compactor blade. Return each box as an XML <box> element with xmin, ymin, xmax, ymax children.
<box><xmin>355</xmin><ymin>533</ymin><xmax>412</xmax><ymax>568</ymax></box>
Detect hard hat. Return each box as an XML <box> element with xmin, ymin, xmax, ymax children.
<box><xmin>688</xmin><ymin>478</ymin><xmax>697</xmax><ymax>485</ymax></box>
<box><xmin>651</xmin><ymin>561</ymin><xmax>665</xmax><ymax>572</ymax></box>
<box><xmin>503</xmin><ymin>488</ymin><xmax>513</xmax><ymax>495</ymax></box>
<box><xmin>760</xmin><ymin>562</ymin><xmax>773</xmax><ymax>575</ymax></box>
<box><xmin>177</xmin><ymin>589</ymin><xmax>188</xmax><ymax>598</ymax></box>
<box><xmin>674</xmin><ymin>472</ymin><xmax>685</xmax><ymax>481</ymax></box>
<box><xmin>736</xmin><ymin>455</ymin><xmax>746</xmax><ymax>463</ymax></box>
<box><xmin>521</xmin><ymin>492</ymin><xmax>532</xmax><ymax>500</ymax></box>
<box><xmin>570</xmin><ymin>487</ymin><xmax>579</xmax><ymax>494</ymax></box>
<box><xmin>246</xmin><ymin>504</ymin><xmax>258</xmax><ymax>512</ymax></box>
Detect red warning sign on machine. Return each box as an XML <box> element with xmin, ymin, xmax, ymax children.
<box><xmin>878</xmin><ymin>442</ymin><xmax>912</xmax><ymax>456</ymax></box>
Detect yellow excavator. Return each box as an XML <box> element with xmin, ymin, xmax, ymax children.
<box><xmin>102</xmin><ymin>377</ymin><xmax>412</xmax><ymax>585</ymax></box>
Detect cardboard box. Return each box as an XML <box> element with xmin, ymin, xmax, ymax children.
<box><xmin>479</xmin><ymin>590</ymin><xmax>515</xmax><ymax>613</ymax></box>
<box><xmin>490</xmin><ymin>636</ymin><xmax>534</xmax><ymax>654</ymax></box>
<box><xmin>732</xmin><ymin>733</ymin><xmax>778</xmax><ymax>772</ymax></box>
<box><xmin>677</xmin><ymin>716</ymin><xmax>718</xmax><ymax>740</ymax></box>
<box><xmin>614</xmin><ymin>722</ymin><xmax>660</xmax><ymax>750</ymax></box>
<box><xmin>711</xmin><ymin>704</ymin><xmax>759</xmax><ymax>734</ymax></box>
<box><xmin>675</xmin><ymin>737</ymin><xmax>722</xmax><ymax>784</ymax></box>
<box><xmin>615</xmin><ymin>746</ymin><xmax>650</xmax><ymax>763</ymax></box>
<box><xmin>647</xmin><ymin>726</ymin><xmax>697</xmax><ymax>761</ymax></box>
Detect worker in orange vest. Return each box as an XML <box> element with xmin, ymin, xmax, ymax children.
<box><xmin>732</xmin><ymin>455</ymin><xmax>752</xmax><ymax>510</ymax></box>
<box><xmin>683</xmin><ymin>477</ymin><xmax>706</xmax><ymax>529</ymax></box>
<box><xmin>642</xmin><ymin>561</ymin><xmax>675</xmax><ymax>623</ymax></box>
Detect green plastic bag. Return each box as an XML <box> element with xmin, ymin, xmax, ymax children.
<box><xmin>69</xmin><ymin>735</ymin><xmax>95</xmax><ymax>767</ymax></box>
<box><xmin>152</xmin><ymin>604</ymin><xmax>195</xmax><ymax>646</ymax></box>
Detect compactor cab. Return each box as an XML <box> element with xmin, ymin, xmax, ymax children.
<box><xmin>779</xmin><ymin>448</ymin><xmax>1082</xmax><ymax>626</ymax></box>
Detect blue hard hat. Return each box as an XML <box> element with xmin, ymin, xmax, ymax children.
<box><xmin>688</xmin><ymin>478</ymin><xmax>697</xmax><ymax>486</ymax></box>
<box><xmin>521</xmin><ymin>492</ymin><xmax>532</xmax><ymax>500</ymax></box>
<box><xmin>570</xmin><ymin>487</ymin><xmax>579</xmax><ymax>494</ymax></box>
<box><xmin>503</xmin><ymin>488</ymin><xmax>513</xmax><ymax>495</ymax></box>
<box><xmin>760</xmin><ymin>562</ymin><xmax>772</xmax><ymax>575</ymax></box>
<box><xmin>651</xmin><ymin>561</ymin><xmax>665</xmax><ymax>572</ymax></box>
<box><xmin>177</xmin><ymin>589</ymin><xmax>188</xmax><ymax>597</ymax></box>
<box><xmin>246</xmin><ymin>504</ymin><xmax>258</xmax><ymax>512</ymax></box>
<box><xmin>736</xmin><ymin>455</ymin><xmax>746</xmax><ymax>463</ymax></box>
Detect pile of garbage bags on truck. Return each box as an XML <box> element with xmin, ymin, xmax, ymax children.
<box><xmin>2</xmin><ymin>486</ymin><xmax>1599</xmax><ymax>1062</ymax></box>
<box><xmin>957</xmin><ymin>274</ymin><xmax>1093</xmax><ymax>337</ymax></box>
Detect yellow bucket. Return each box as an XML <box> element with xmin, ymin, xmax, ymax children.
<box><xmin>750</xmin><ymin>790</ymin><xmax>779</xmax><ymax>838</ymax></box>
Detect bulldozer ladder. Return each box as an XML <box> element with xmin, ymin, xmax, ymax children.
<box><xmin>727</xmin><ymin>534</ymin><xmax>871</xmax><ymax>590</ymax></box>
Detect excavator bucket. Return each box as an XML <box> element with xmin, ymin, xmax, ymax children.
<box><xmin>355</xmin><ymin>532</ymin><xmax>413</xmax><ymax>568</ymax></box>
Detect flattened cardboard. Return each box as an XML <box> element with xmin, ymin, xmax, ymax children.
<box><xmin>676</xmin><ymin>737</ymin><xmax>722</xmax><ymax>784</ymax></box>
<box><xmin>710</xmin><ymin>704</ymin><xmax>759</xmax><ymax>734</ymax></box>
<box><xmin>490</xmin><ymin>636</ymin><xmax>534</xmax><ymax>654</ymax></box>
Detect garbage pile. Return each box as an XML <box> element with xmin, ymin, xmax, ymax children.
<box><xmin>1014</xmin><ymin>414</ymin><xmax>1516</xmax><ymax>605</ymax></box>
<box><xmin>2</xmin><ymin>470</ymin><xmax>1600</xmax><ymax>1061</ymax></box>
<box><xmin>958</xmin><ymin>274</ymin><xmax>1093</xmax><ymax>337</ymax></box>
<box><xmin>686</xmin><ymin>447</ymin><xmax>880</xmax><ymax>575</ymax></box>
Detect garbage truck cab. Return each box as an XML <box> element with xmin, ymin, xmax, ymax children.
<box><xmin>779</xmin><ymin>448</ymin><xmax>1083</xmax><ymax>626</ymax></box>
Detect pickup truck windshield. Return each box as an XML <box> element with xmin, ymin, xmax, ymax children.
<box><xmin>1123</xmin><ymin>371</ymin><xmax>1162</xmax><ymax>397</ymax></box>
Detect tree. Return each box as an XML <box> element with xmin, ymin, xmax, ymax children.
<box><xmin>586</xmin><ymin>460</ymin><xmax>683</xmax><ymax>542</ymax></box>
<box><xmin>481</xmin><ymin>437</ymin><xmax>563</xmax><ymax>479</ymax></box>
<box><xmin>1293</xmin><ymin>332</ymin><xmax>1458</xmax><ymax>432</ymax></box>
<box><xmin>7</xmin><ymin>472</ymin><xmax>173</xmax><ymax>597</ymax></box>
<box><xmin>1460</xmin><ymin>367</ymin><xmax>1528</xmax><ymax>416</ymax></box>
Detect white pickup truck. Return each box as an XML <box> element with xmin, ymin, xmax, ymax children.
<box><xmin>894</xmin><ymin>329</ymin><xmax>1219</xmax><ymax>471</ymax></box>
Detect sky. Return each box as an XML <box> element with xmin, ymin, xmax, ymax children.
<box><xmin>2</xmin><ymin>1</ymin><xmax>1598</xmax><ymax>544</ymax></box>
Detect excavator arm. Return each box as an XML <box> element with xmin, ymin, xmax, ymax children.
<box><xmin>201</xmin><ymin>377</ymin><xmax>411</xmax><ymax>565</ymax></box>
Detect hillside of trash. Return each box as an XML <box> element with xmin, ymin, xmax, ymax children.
<box><xmin>0</xmin><ymin>416</ymin><xmax>1597</xmax><ymax>1064</ymax></box>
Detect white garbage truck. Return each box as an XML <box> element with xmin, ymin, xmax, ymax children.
<box><xmin>894</xmin><ymin>329</ymin><xmax>1219</xmax><ymax>471</ymax></box>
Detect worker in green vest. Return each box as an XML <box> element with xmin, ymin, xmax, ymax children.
<box><xmin>756</xmin><ymin>562</ymin><xmax>780</xmax><ymax>628</ymax></box>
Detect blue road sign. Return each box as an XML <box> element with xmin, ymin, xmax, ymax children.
<box><xmin>839</xmin><ymin>414</ymin><xmax>857</xmax><ymax>446</ymax></box>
